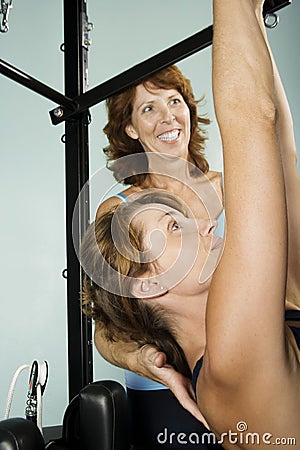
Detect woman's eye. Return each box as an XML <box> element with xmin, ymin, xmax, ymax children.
<box><xmin>171</xmin><ymin>98</ymin><xmax>180</xmax><ymax>105</ymax></box>
<box><xmin>143</xmin><ymin>105</ymin><xmax>152</xmax><ymax>113</ymax></box>
<box><xmin>170</xmin><ymin>220</ymin><xmax>181</xmax><ymax>232</ymax></box>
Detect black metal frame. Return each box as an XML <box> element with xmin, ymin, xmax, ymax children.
<box><xmin>0</xmin><ymin>0</ymin><xmax>295</xmax><ymax>403</ymax></box>
<box><xmin>62</xmin><ymin>0</ymin><xmax>93</xmax><ymax>401</ymax></box>
<box><xmin>49</xmin><ymin>25</ymin><xmax>213</xmax><ymax>125</ymax></box>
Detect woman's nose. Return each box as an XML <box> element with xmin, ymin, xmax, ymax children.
<box><xmin>160</xmin><ymin>105</ymin><xmax>174</xmax><ymax>123</ymax></box>
<box><xmin>197</xmin><ymin>219</ymin><xmax>217</xmax><ymax>237</ymax></box>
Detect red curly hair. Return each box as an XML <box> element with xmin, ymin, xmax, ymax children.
<box><xmin>103</xmin><ymin>65</ymin><xmax>210</xmax><ymax>186</ymax></box>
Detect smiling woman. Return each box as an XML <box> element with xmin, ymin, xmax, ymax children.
<box><xmin>125</xmin><ymin>85</ymin><xmax>192</xmax><ymax>159</ymax></box>
<box><xmin>99</xmin><ymin>65</ymin><xmax>215</xmax><ymax>193</ymax></box>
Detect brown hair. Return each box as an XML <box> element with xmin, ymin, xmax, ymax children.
<box><xmin>103</xmin><ymin>65</ymin><xmax>210</xmax><ymax>186</ymax></box>
<box><xmin>80</xmin><ymin>191</ymin><xmax>191</xmax><ymax>378</ymax></box>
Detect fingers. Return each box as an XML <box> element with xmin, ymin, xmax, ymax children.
<box><xmin>154</xmin><ymin>352</ymin><xmax>167</xmax><ymax>368</ymax></box>
<box><xmin>168</xmin><ymin>380</ymin><xmax>210</xmax><ymax>429</ymax></box>
<box><xmin>137</xmin><ymin>345</ymin><xmax>210</xmax><ymax>429</ymax></box>
<box><xmin>139</xmin><ymin>344</ymin><xmax>167</xmax><ymax>367</ymax></box>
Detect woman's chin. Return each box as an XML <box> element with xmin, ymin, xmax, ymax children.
<box><xmin>198</xmin><ymin>255</ymin><xmax>220</xmax><ymax>284</ymax></box>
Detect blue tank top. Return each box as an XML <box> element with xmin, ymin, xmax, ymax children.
<box><xmin>114</xmin><ymin>192</ymin><xmax>130</xmax><ymax>203</ymax></box>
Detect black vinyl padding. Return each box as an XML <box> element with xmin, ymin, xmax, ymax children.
<box><xmin>0</xmin><ymin>417</ymin><xmax>44</xmax><ymax>450</ymax></box>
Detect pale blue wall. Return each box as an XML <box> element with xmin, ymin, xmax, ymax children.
<box><xmin>0</xmin><ymin>0</ymin><xmax>299</xmax><ymax>427</ymax></box>
<box><xmin>0</xmin><ymin>1</ymin><xmax>68</xmax><ymax>428</ymax></box>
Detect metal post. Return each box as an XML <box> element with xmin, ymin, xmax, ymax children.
<box><xmin>63</xmin><ymin>0</ymin><xmax>93</xmax><ymax>401</ymax></box>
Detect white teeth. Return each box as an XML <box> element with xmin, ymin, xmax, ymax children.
<box><xmin>158</xmin><ymin>130</ymin><xmax>179</xmax><ymax>141</ymax></box>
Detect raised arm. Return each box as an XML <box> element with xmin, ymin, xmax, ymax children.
<box><xmin>200</xmin><ymin>0</ymin><xmax>288</xmax><ymax>415</ymax></box>
<box><xmin>256</xmin><ymin>6</ymin><xmax>300</xmax><ymax>307</ymax></box>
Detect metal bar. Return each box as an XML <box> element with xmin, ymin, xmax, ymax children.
<box><xmin>0</xmin><ymin>58</ymin><xmax>78</xmax><ymax>111</ymax></box>
<box><xmin>49</xmin><ymin>0</ymin><xmax>292</xmax><ymax>125</ymax></box>
<box><xmin>49</xmin><ymin>25</ymin><xmax>213</xmax><ymax>125</ymax></box>
<box><xmin>263</xmin><ymin>0</ymin><xmax>292</xmax><ymax>16</ymax></box>
<box><xmin>63</xmin><ymin>0</ymin><xmax>93</xmax><ymax>402</ymax></box>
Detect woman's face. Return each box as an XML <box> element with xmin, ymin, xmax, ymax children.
<box><xmin>126</xmin><ymin>84</ymin><xmax>191</xmax><ymax>159</ymax></box>
<box><xmin>132</xmin><ymin>203</ymin><xmax>224</xmax><ymax>296</ymax></box>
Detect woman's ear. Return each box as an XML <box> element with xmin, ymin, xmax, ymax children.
<box><xmin>130</xmin><ymin>278</ymin><xmax>168</xmax><ymax>299</ymax></box>
<box><xmin>125</xmin><ymin>123</ymin><xmax>139</xmax><ymax>140</ymax></box>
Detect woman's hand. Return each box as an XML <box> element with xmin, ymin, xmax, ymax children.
<box><xmin>137</xmin><ymin>345</ymin><xmax>210</xmax><ymax>429</ymax></box>
<box><xmin>95</xmin><ymin>326</ymin><xmax>209</xmax><ymax>427</ymax></box>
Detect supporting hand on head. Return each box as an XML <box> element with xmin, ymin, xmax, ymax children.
<box><xmin>137</xmin><ymin>345</ymin><xmax>210</xmax><ymax>429</ymax></box>
<box><xmin>94</xmin><ymin>322</ymin><xmax>208</xmax><ymax>426</ymax></box>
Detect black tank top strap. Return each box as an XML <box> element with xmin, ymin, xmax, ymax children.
<box><xmin>285</xmin><ymin>310</ymin><xmax>300</xmax><ymax>350</ymax></box>
<box><xmin>285</xmin><ymin>310</ymin><xmax>300</xmax><ymax>321</ymax></box>
<box><xmin>289</xmin><ymin>326</ymin><xmax>300</xmax><ymax>349</ymax></box>
<box><xmin>192</xmin><ymin>357</ymin><xmax>204</xmax><ymax>395</ymax></box>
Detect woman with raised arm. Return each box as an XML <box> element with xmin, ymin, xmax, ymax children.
<box><xmin>81</xmin><ymin>0</ymin><xmax>300</xmax><ymax>447</ymax></box>
<box><xmin>195</xmin><ymin>0</ymin><xmax>299</xmax><ymax>442</ymax></box>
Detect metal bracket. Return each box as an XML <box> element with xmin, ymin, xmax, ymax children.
<box><xmin>263</xmin><ymin>0</ymin><xmax>292</xmax><ymax>26</ymax></box>
<box><xmin>82</xmin><ymin>14</ymin><xmax>93</xmax><ymax>50</ymax></box>
<box><xmin>263</xmin><ymin>0</ymin><xmax>292</xmax><ymax>17</ymax></box>
<box><xmin>81</xmin><ymin>12</ymin><xmax>94</xmax><ymax>92</ymax></box>
<box><xmin>0</xmin><ymin>0</ymin><xmax>13</xmax><ymax>33</ymax></box>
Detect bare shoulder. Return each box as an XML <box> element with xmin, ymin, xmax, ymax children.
<box><xmin>96</xmin><ymin>196</ymin><xmax>121</xmax><ymax>219</ymax></box>
<box><xmin>206</xmin><ymin>170</ymin><xmax>223</xmax><ymax>188</ymax></box>
<box><xmin>206</xmin><ymin>170</ymin><xmax>224</xmax><ymax>202</ymax></box>
<box><xmin>96</xmin><ymin>186</ymin><xmax>140</xmax><ymax>220</ymax></box>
